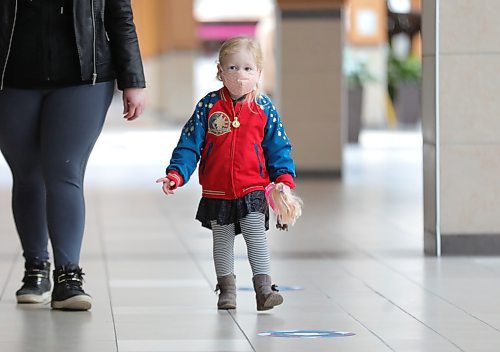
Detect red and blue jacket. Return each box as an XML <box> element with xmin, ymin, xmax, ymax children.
<box><xmin>166</xmin><ymin>87</ymin><xmax>296</xmax><ymax>200</ymax></box>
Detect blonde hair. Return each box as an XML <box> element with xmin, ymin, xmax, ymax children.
<box><xmin>265</xmin><ymin>183</ymin><xmax>303</xmax><ymax>231</ymax></box>
<box><xmin>216</xmin><ymin>37</ymin><xmax>263</xmax><ymax>105</ymax></box>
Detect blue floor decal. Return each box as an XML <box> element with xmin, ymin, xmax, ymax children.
<box><xmin>258</xmin><ymin>330</ymin><xmax>355</xmax><ymax>338</ymax></box>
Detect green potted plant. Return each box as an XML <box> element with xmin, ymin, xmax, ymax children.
<box><xmin>388</xmin><ymin>54</ymin><xmax>422</xmax><ymax>125</ymax></box>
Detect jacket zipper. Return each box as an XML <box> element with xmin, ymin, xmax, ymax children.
<box><xmin>230</xmin><ymin>102</ymin><xmax>239</xmax><ymax>196</ymax></box>
<box><xmin>0</xmin><ymin>0</ymin><xmax>18</xmax><ymax>91</ymax></box>
<box><xmin>90</xmin><ymin>0</ymin><xmax>97</xmax><ymax>85</ymax></box>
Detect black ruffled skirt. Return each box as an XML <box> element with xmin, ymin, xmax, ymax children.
<box><xmin>196</xmin><ymin>191</ymin><xmax>269</xmax><ymax>235</ymax></box>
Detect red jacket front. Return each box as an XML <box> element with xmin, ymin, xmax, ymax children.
<box><xmin>167</xmin><ymin>87</ymin><xmax>296</xmax><ymax>200</ymax></box>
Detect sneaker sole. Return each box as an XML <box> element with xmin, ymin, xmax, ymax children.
<box><xmin>16</xmin><ymin>291</ymin><xmax>51</xmax><ymax>304</ymax></box>
<box><xmin>51</xmin><ymin>295</ymin><xmax>92</xmax><ymax>311</ymax></box>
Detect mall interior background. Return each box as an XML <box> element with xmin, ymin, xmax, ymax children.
<box><xmin>3</xmin><ymin>1</ymin><xmax>500</xmax><ymax>351</ymax></box>
<box><xmin>129</xmin><ymin>0</ymin><xmax>500</xmax><ymax>257</ymax></box>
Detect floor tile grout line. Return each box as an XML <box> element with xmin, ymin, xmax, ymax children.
<box><xmin>301</xmin><ymin>227</ymin><xmax>429</xmax><ymax>352</ymax></box>
<box><xmin>228</xmin><ymin>310</ymin><xmax>257</xmax><ymax>352</ymax></box>
<box><xmin>365</xmin><ymin>286</ymin><xmax>465</xmax><ymax>352</ymax></box>
<box><xmin>335</xmin><ymin>236</ymin><xmax>500</xmax><ymax>334</ymax></box>
<box><xmin>337</xmin><ymin>305</ymin><xmax>396</xmax><ymax>352</ymax></box>
<box><xmin>323</xmin><ymin>253</ymin><xmax>466</xmax><ymax>352</ymax></box>
<box><xmin>164</xmin><ymin>209</ymin><xmax>214</xmax><ymax>287</ymax></box>
<box><xmin>94</xmin><ymin>191</ymin><xmax>120</xmax><ymax>352</ymax></box>
<box><xmin>307</xmin><ymin>279</ymin><xmax>396</xmax><ymax>352</ymax></box>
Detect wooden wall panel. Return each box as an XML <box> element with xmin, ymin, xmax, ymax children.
<box><xmin>411</xmin><ymin>0</ymin><xmax>422</xmax><ymax>11</ymax></box>
<box><xmin>132</xmin><ymin>0</ymin><xmax>197</xmax><ymax>58</ymax></box>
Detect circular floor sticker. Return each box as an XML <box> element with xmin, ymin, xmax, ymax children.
<box><xmin>258</xmin><ymin>330</ymin><xmax>355</xmax><ymax>338</ymax></box>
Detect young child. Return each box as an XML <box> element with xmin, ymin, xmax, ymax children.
<box><xmin>156</xmin><ymin>37</ymin><xmax>297</xmax><ymax>311</ymax></box>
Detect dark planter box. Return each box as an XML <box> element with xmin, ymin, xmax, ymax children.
<box><xmin>348</xmin><ymin>86</ymin><xmax>363</xmax><ymax>143</ymax></box>
<box><xmin>394</xmin><ymin>82</ymin><xmax>421</xmax><ymax>125</ymax></box>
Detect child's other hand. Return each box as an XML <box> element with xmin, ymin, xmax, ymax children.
<box><xmin>156</xmin><ymin>177</ymin><xmax>176</xmax><ymax>195</ymax></box>
<box><xmin>156</xmin><ymin>171</ymin><xmax>183</xmax><ymax>196</ymax></box>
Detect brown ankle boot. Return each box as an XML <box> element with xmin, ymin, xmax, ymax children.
<box><xmin>252</xmin><ymin>274</ymin><xmax>283</xmax><ymax>311</ymax></box>
<box><xmin>215</xmin><ymin>274</ymin><xmax>236</xmax><ymax>309</ymax></box>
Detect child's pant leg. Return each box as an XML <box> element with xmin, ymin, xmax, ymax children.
<box><xmin>211</xmin><ymin>221</ymin><xmax>236</xmax><ymax>277</ymax></box>
<box><xmin>239</xmin><ymin>212</ymin><xmax>271</xmax><ymax>276</ymax></box>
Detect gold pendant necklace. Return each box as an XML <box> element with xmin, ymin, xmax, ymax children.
<box><xmin>232</xmin><ymin>117</ymin><xmax>240</xmax><ymax>128</ymax></box>
<box><xmin>232</xmin><ymin>98</ymin><xmax>244</xmax><ymax>129</ymax></box>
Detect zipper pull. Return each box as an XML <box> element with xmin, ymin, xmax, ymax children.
<box><xmin>60</xmin><ymin>6</ymin><xmax>64</xmax><ymax>15</ymax></box>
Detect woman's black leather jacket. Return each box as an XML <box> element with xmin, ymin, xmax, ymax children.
<box><xmin>0</xmin><ymin>0</ymin><xmax>146</xmax><ymax>90</ymax></box>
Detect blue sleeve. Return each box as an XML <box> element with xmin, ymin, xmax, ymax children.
<box><xmin>166</xmin><ymin>93</ymin><xmax>212</xmax><ymax>184</ymax></box>
<box><xmin>260</xmin><ymin>95</ymin><xmax>296</xmax><ymax>180</ymax></box>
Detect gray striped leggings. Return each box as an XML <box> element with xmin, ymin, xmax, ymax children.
<box><xmin>211</xmin><ymin>212</ymin><xmax>271</xmax><ymax>277</ymax></box>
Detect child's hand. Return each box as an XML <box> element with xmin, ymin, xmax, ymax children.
<box><xmin>156</xmin><ymin>171</ymin><xmax>184</xmax><ymax>196</ymax></box>
<box><xmin>156</xmin><ymin>177</ymin><xmax>177</xmax><ymax>195</ymax></box>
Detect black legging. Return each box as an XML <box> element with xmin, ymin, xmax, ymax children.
<box><xmin>0</xmin><ymin>82</ymin><xmax>114</xmax><ymax>267</ymax></box>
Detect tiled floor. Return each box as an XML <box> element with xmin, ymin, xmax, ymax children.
<box><xmin>1</xmin><ymin>100</ymin><xmax>500</xmax><ymax>352</ymax></box>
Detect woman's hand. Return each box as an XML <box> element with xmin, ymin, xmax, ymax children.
<box><xmin>123</xmin><ymin>88</ymin><xmax>146</xmax><ymax>121</ymax></box>
<box><xmin>156</xmin><ymin>177</ymin><xmax>177</xmax><ymax>196</ymax></box>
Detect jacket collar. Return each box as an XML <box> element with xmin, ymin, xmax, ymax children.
<box><xmin>220</xmin><ymin>86</ymin><xmax>250</xmax><ymax>105</ymax></box>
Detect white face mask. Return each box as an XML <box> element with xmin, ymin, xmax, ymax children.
<box><xmin>220</xmin><ymin>69</ymin><xmax>259</xmax><ymax>98</ymax></box>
